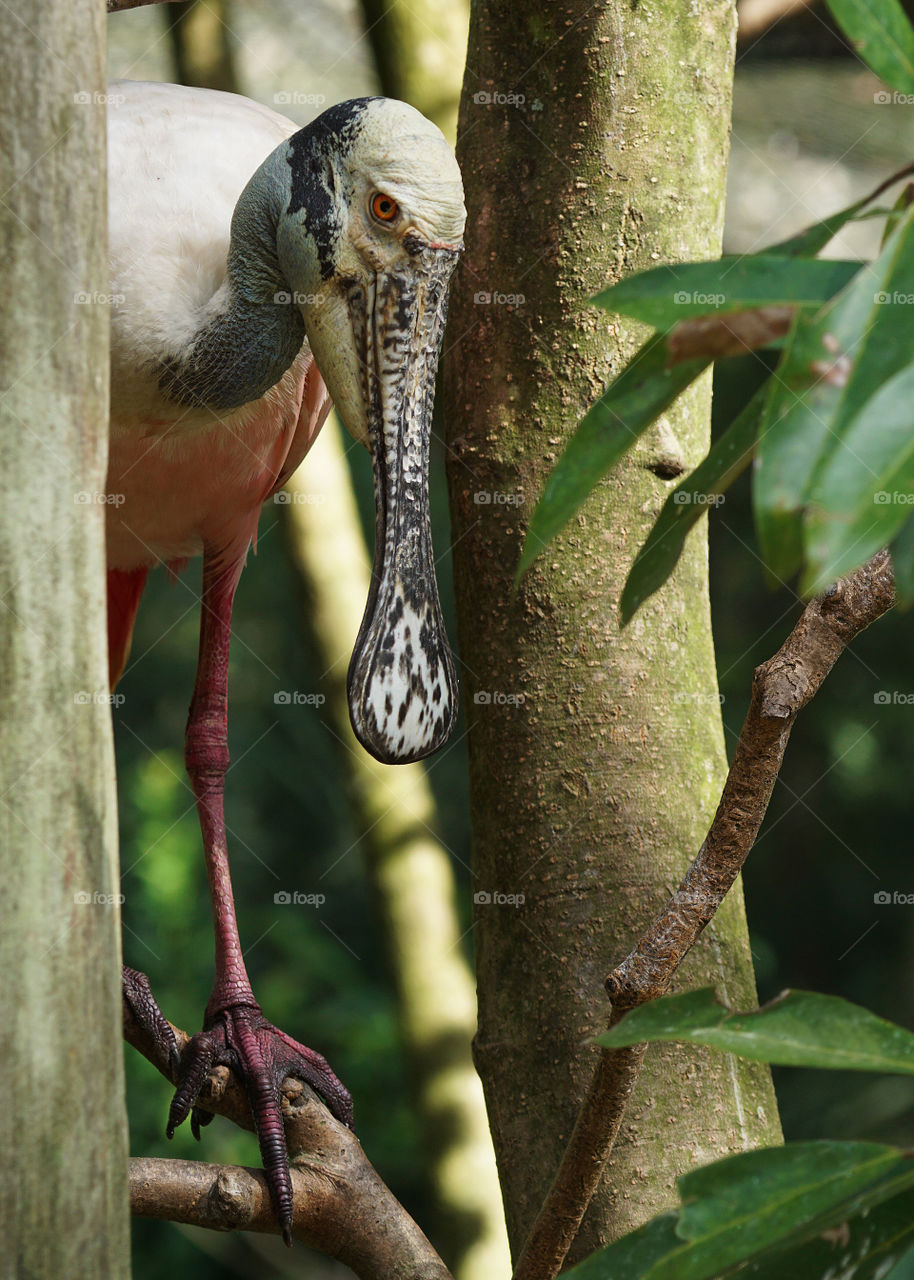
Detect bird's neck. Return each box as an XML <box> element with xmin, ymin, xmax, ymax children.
<box><xmin>158</xmin><ymin>152</ymin><xmax>305</xmax><ymax>413</ymax></box>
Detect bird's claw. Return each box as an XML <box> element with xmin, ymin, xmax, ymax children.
<box><xmin>167</xmin><ymin>1003</ymin><xmax>353</xmax><ymax>1246</ymax></box>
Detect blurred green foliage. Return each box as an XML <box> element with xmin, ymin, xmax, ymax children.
<box><xmin>712</xmin><ymin>355</ymin><xmax>914</xmax><ymax>1156</ymax></box>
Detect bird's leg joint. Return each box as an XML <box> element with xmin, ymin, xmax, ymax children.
<box><xmin>185</xmin><ymin>708</ymin><xmax>231</xmax><ymax>780</ymax></box>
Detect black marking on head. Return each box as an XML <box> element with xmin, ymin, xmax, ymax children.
<box><xmin>286</xmin><ymin>98</ymin><xmax>378</xmax><ymax>281</ymax></box>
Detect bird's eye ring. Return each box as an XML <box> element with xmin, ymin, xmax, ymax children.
<box><xmin>370</xmin><ymin>192</ymin><xmax>399</xmax><ymax>223</ymax></box>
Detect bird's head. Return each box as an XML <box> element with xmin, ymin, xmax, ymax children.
<box><xmin>263</xmin><ymin>99</ymin><xmax>463</xmax><ymax>768</ymax></box>
<box><xmin>274</xmin><ymin>98</ymin><xmax>464</xmax><ymax>766</ymax></box>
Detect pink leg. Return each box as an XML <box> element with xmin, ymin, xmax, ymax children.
<box><xmin>127</xmin><ymin>552</ymin><xmax>352</xmax><ymax>1247</ymax></box>
<box><xmin>183</xmin><ymin>553</ymin><xmax>254</xmax><ymax>1015</ymax></box>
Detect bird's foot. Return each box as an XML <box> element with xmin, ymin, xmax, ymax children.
<box><xmin>168</xmin><ymin>1002</ymin><xmax>353</xmax><ymax>1245</ymax></box>
<box><xmin>123</xmin><ymin>965</ymin><xmax>181</xmax><ymax>1077</ymax></box>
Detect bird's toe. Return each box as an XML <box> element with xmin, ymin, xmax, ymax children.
<box><xmin>122</xmin><ymin>966</ymin><xmax>181</xmax><ymax>1077</ymax></box>
<box><xmin>167</xmin><ymin>1028</ymin><xmax>219</xmax><ymax>1139</ymax></box>
<box><xmin>216</xmin><ymin>1006</ymin><xmax>352</xmax><ymax>1245</ymax></box>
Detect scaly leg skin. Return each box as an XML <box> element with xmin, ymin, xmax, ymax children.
<box><xmin>157</xmin><ymin>551</ymin><xmax>352</xmax><ymax>1246</ymax></box>
<box><xmin>123</xmin><ymin>964</ymin><xmax>180</xmax><ymax>1076</ymax></box>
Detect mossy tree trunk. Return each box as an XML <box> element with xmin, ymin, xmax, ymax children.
<box><xmin>0</xmin><ymin>1</ymin><xmax>129</xmax><ymax>1275</ymax></box>
<box><xmin>443</xmin><ymin>0</ymin><xmax>782</xmax><ymax>1264</ymax></box>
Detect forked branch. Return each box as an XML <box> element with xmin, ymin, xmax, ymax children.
<box><xmin>513</xmin><ymin>550</ymin><xmax>896</xmax><ymax>1280</ymax></box>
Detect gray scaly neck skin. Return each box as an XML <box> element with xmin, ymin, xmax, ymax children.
<box><xmin>156</xmin><ymin>97</ymin><xmax>378</xmax><ymax>414</ymax></box>
<box><xmin>157</xmin><ymin>147</ymin><xmax>305</xmax><ymax>413</ymax></box>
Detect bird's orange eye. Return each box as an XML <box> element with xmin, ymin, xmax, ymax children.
<box><xmin>370</xmin><ymin>192</ymin><xmax>399</xmax><ymax>223</ymax></box>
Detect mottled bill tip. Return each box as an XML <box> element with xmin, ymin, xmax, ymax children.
<box><xmin>348</xmin><ymin>575</ymin><xmax>457</xmax><ymax>764</ymax></box>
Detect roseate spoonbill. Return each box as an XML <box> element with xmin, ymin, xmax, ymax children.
<box><xmin>108</xmin><ymin>80</ymin><xmax>464</xmax><ymax>1243</ymax></box>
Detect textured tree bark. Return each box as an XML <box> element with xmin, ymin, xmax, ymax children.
<box><xmin>0</xmin><ymin>2</ymin><xmax>129</xmax><ymax>1276</ymax></box>
<box><xmin>443</xmin><ymin>0</ymin><xmax>782</xmax><ymax>1264</ymax></box>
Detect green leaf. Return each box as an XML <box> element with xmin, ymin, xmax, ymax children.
<box><xmin>562</xmin><ymin>1142</ymin><xmax>914</xmax><ymax>1280</ymax></box>
<box><xmin>754</xmin><ymin>207</ymin><xmax>914</xmax><ymax>583</ymax></box>
<box><xmin>620</xmin><ymin>382</ymin><xmax>765</xmax><ymax>622</ymax></box>
<box><xmin>742</xmin><ymin>1190</ymin><xmax>914</xmax><ymax>1280</ymax></box>
<box><xmin>826</xmin><ymin>0</ymin><xmax>914</xmax><ymax>93</ymax></box>
<box><xmin>767</xmin><ymin>161</ymin><xmax>914</xmax><ymax>257</ymax></box>
<box><xmin>891</xmin><ymin>510</ymin><xmax>914</xmax><ymax>607</ymax></box>
<box><xmin>556</xmin><ymin>1214</ymin><xmax>681</xmax><ymax>1279</ymax></box>
<box><xmin>596</xmin><ymin>987</ymin><xmax>914</xmax><ymax>1073</ymax></box>
<box><xmin>802</xmin><ymin>361</ymin><xmax>914</xmax><ymax>592</ymax></box>
<box><xmin>517</xmin><ymin>336</ymin><xmax>708</xmax><ymax>578</ymax></box>
<box><xmin>656</xmin><ymin>1144</ymin><xmax>904</xmax><ymax>1280</ymax></box>
<box><xmin>590</xmin><ymin>258</ymin><xmax>861</xmax><ymax>330</ymax></box>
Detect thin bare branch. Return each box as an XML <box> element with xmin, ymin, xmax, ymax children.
<box><xmin>512</xmin><ymin>550</ymin><xmax>896</xmax><ymax>1280</ymax></box>
<box><xmin>124</xmin><ymin>1002</ymin><xmax>454</xmax><ymax>1279</ymax></box>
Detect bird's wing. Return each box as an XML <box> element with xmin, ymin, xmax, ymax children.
<box><xmin>107</xmin><ymin>566</ymin><xmax>149</xmax><ymax>688</ymax></box>
<box><xmin>107</xmin><ymin>80</ymin><xmax>299</xmax><ymax>429</ymax></box>
<box><xmin>269</xmin><ymin>354</ymin><xmax>334</xmax><ymax>498</ymax></box>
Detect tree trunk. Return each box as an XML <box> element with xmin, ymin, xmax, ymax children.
<box><xmin>443</xmin><ymin>0</ymin><xmax>782</xmax><ymax>1264</ymax></box>
<box><xmin>0</xmin><ymin>3</ymin><xmax>129</xmax><ymax>1275</ymax></box>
